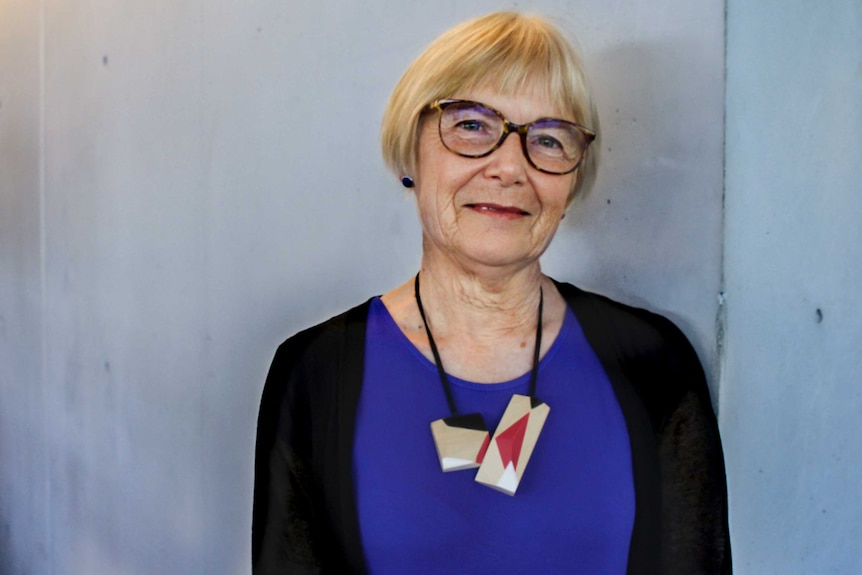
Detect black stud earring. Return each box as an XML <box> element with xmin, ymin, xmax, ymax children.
<box><xmin>401</xmin><ymin>176</ymin><xmax>415</xmax><ymax>188</ymax></box>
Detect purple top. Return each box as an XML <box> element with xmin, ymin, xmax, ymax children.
<box><xmin>353</xmin><ymin>297</ymin><xmax>634</xmax><ymax>574</ymax></box>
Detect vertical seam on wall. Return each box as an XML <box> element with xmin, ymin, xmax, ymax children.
<box><xmin>197</xmin><ymin>3</ymin><xmax>209</xmax><ymax>571</ymax></box>
<box><xmin>716</xmin><ymin>0</ymin><xmax>729</xmax><ymax>421</ymax></box>
<box><xmin>38</xmin><ymin>0</ymin><xmax>52</xmax><ymax>571</ymax></box>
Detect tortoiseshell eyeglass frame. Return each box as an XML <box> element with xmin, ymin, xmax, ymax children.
<box><xmin>428</xmin><ymin>99</ymin><xmax>596</xmax><ymax>175</ymax></box>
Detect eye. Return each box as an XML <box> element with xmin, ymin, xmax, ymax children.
<box><xmin>455</xmin><ymin>119</ymin><xmax>489</xmax><ymax>133</ymax></box>
<box><xmin>438</xmin><ymin>102</ymin><xmax>504</xmax><ymax>154</ymax></box>
<box><xmin>532</xmin><ymin>134</ymin><xmax>563</xmax><ymax>150</ymax></box>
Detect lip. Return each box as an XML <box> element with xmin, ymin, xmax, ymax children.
<box><xmin>465</xmin><ymin>203</ymin><xmax>530</xmax><ymax>219</ymax></box>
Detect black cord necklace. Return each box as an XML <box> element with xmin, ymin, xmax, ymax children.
<box><xmin>416</xmin><ymin>273</ymin><xmax>551</xmax><ymax>496</ymax></box>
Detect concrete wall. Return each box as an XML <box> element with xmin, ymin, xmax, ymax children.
<box><xmin>722</xmin><ymin>1</ymin><xmax>862</xmax><ymax>572</ymax></box>
<box><xmin>12</xmin><ymin>0</ymin><xmax>850</xmax><ymax>573</ymax></box>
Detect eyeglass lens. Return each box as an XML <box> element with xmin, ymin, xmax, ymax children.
<box><xmin>438</xmin><ymin>101</ymin><xmax>590</xmax><ymax>174</ymax></box>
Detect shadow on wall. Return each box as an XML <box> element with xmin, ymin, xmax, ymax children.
<box><xmin>556</xmin><ymin>38</ymin><xmax>724</xmax><ymax>402</ymax></box>
<box><xmin>567</xmin><ymin>37</ymin><xmax>722</xmax><ymax>295</ymax></box>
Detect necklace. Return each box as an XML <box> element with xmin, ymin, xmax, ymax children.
<box><xmin>415</xmin><ymin>273</ymin><xmax>551</xmax><ymax>496</ymax></box>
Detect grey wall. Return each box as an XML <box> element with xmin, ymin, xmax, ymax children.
<box><xmin>722</xmin><ymin>0</ymin><xmax>862</xmax><ymax>572</ymax></box>
<box><xmin>2</xmin><ymin>0</ymin><xmax>853</xmax><ymax>573</ymax></box>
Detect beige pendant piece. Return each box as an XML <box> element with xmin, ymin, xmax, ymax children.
<box><xmin>430</xmin><ymin>413</ymin><xmax>491</xmax><ymax>472</ymax></box>
<box><xmin>475</xmin><ymin>394</ymin><xmax>550</xmax><ymax>496</ymax></box>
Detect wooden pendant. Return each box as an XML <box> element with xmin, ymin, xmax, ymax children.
<box><xmin>475</xmin><ymin>394</ymin><xmax>550</xmax><ymax>496</ymax></box>
<box><xmin>430</xmin><ymin>413</ymin><xmax>491</xmax><ymax>472</ymax></box>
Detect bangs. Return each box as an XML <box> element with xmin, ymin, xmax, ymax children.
<box><xmin>428</xmin><ymin>15</ymin><xmax>590</xmax><ymax>124</ymax></box>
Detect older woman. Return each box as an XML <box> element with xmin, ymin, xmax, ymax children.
<box><xmin>252</xmin><ymin>11</ymin><xmax>730</xmax><ymax>575</ymax></box>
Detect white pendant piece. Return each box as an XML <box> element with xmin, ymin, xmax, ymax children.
<box><xmin>475</xmin><ymin>394</ymin><xmax>550</xmax><ymax>496</ymax></box>
<box><xmin>430</xmin><ymin>413</ymin><xmax>491</xmax><ymax>472</ymax></box>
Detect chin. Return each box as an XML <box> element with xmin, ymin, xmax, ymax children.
<box><xmin>458</xmin><ymin>246</ymin><xmax>540</xmax><ymax>270</ymax></box>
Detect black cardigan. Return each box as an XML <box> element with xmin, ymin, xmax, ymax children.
<box><xmin>252</xmin><ymin>281</ymin><xmax>732</xmax><ymax>574</ymax></box>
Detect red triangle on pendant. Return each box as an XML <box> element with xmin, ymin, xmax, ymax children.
<box><xmin>495</xmin><ymin>412</ymin><xmax>529</xmax><ymax>469</ymax></box>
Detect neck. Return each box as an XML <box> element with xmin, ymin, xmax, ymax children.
<box><xmin>380</xmin><ymin>242</ymin><xmax>567</xmax><ymax>383</ymax></box>
<box><xmin>417</xmin><ymin>250</ymin><xmax>545</xmax><ymax>339</ymax></box>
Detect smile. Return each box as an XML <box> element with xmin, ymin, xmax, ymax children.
<box><xmin>466</xmin><ymin>203</ymin><xmax>530</xmax><ymax>217</ymax></box>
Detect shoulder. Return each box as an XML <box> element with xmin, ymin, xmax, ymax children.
<box><xmin>258</xmin><ymin>298</ymin><xmax>374</xmax><ymax>435</ymax></box>
<box><xmin>555</xmin><ymin>280</ymin><xmax>691</xmax><ymax>357</ymax></box>
<box><xmin>274</xmin><ymin>298</ymin><xmax>374</xmax><ymax>368</ymax></box>
<box><xmin>554</xmin><ymin>280</ymin><xmax>711</xmax><ymax>426</ymax></box>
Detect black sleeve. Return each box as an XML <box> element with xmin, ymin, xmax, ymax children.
<box><xmin>252</xmin><ymin>335</ymin><xmax>324</xmax><ymax>575</ymax></box>
<box><xmin>648</xmin><ymin>315</ymin><xmax>732</xmax><ymax>575</ymax></box>
<box><xmin>251</xmin><ymin>301</ymin><xmax>371</xmax><ymax>575</ymax></box>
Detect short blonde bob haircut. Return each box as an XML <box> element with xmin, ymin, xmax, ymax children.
<box><xmin>381</xmin><ymin>12</ymin><xmax>597</xmax><ymax>201</ymax></box>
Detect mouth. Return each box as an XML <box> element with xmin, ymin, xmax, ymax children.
<box><xmin>465</xmin><ymin>203</ymin><xmax>530</xmax><ymax>217</ymax></box>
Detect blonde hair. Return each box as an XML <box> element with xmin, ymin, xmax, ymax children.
<box><xmin>380</xmin><ymin>12</ymin><xmax>598</xmax><ymax>200</ymax></box>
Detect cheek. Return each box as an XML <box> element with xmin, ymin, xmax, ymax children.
<box><xmin>537</xmin><ymin>178</ymin><xmax>574</xmax><ymax>213</ymax></box>
<box><xmin>415</xmin><ymin>153</ymin><xmax>477</xmax><ymax>213</ymax></box>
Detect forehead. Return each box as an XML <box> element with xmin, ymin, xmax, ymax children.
<box><xmin>451</xmin><ymin>85</ymin><xmax>568</xmax><ymax>123</ymax></box>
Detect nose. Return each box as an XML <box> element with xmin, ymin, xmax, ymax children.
<box><xmin>484</xmin><ymin>130</ymin><xmax>529</xmax><ymax>185</ymax></box>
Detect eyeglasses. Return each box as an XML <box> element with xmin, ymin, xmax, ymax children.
<box><xmin>428</xmin><ymin>99</ymin><xmax>596</xmax><ymax>175</ymax></box>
